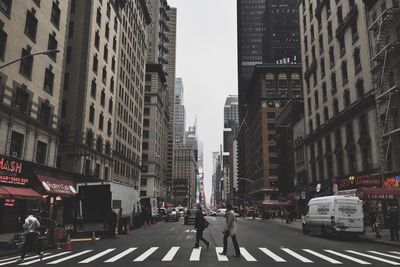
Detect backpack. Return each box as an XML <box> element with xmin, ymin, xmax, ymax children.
<box><xmin>204</xmin><ymin>218</ymin><xmax>209</xmax><ymax>228</ymax></box>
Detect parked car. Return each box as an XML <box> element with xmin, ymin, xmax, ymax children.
<box><xmin>209</xmin><ymin>211</ymin><xmax>217</xmax><ymax>216</ymax></box>
<box><xmin>158</xmin><ymin>208</ymin><xmax>167</xmax><ymax>221</ymax></box>
<box><xmin>216</xmin><ymin>208</ymin><xmax>227</xmax><ymax>217</ymax></box>
<box><xmin>184</xmin><ymin>209</ymin><xmax>197</xmax><ymax>225</ymax></box>
<box><xmin>165</xmin><ymin>209</ymin><xmax>179</xmax><ymax>222</ymax></box>
<box><xmin>302</xmin><ymin>195</ymin><xmax>364</xmax><ymax>238</ymax></box>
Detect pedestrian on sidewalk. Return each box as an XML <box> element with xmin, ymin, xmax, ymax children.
<box><xmin>388</xmin><ymin>206</ymin><xmax>399</xmax><ymax>242</ymax></box>
<box><xmin>17</xmin><ymin>212</ymin><xmax>44</xmax><ymax>263</ymax></box>
<box><xmin>194</xmin><ymin>205</ymin><xmax>210</xmax><ymax>249</ymax></box>
<box><xmin>219</xmin><ymin>203</ymin><xmax>241</xmax><ymax>257</ymax></box>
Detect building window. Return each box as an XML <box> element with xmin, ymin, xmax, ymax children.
<box><xmin>316</xmin><ymin>113</ymin><xmax>321</xmax><ymax>128</ymax></box>
<box><xmin>47</xmin><ymin>34</ymin><xmax>58</xmax><ymax>61</ymax></box>
<box><xmin>96</xmin><ymin>7</ymin><xmax>101</xmax><ymax>27</ymax></box>
<box><xmin>314</xmin><ymin>91</ymin><xmax>319</xmax><ymax>109</ymax></box>
<box><xmin>354</xmin><ymin>47</ymin><xmax>361</xmax><ymax>73</ymax></box>
<box><xmin>19</xmin><ymin>48</ymin><xmax>33</xmax><ymax>78</ymax></box>
<box><xmin>36</xmin><ymin>141</ymin><xmax>47</xmax><ymax>164</ymax></box>
<box><xmin>89</xmin><ymin>104</ymin><xmax>95</xmax><ymax>123</ymax></box>
<box><xmin>107</xmin><ymin>120</ymin><xmax>112</xmax><ymax>136</ymax></box>
<box><xmin>307</xmin><ymin>97</ymin><xmax>312</xmax><ymax>115</ymax></box>
<box><xmin>43</xmin><ymin>67</ymin><xmax>54</xmax><ymax>93</ymax></box>
<box><xmin>114</xmin><ymin>17</ymin><xmax>118</xmax><ymax>31</ymax></box>
<box><xmin>320</xmin><ymin>58</ymin><xmax>325</xmax><ymax>78</ymax></box>
<box><xmin>0</xmin><ymin>0</ymin><xmax>12</xmax><ymax>16</ymax></box>
<box><xmin>319</xmin><ymin>34</ymin><xmax>324</xmax><ymax>53</ymax></box>
<box><xmin>93</xmin><ymin>54</ymin><xmax>98</xmax><ymax>74</ymax></box>
<box><xmin>102</xmin><ymin>67</ymin><xmax>107</xmax><ymax>84</ymax></box>
<box><xmin>94</xmin><ymin>30</ymin><xmax>100</xmax><ymax>50</ymax></box>
<box><xmin>329</xmin><ymin>46</ymin><xmax>334</xmax><ymax>67</ymax></box>
<box><xmin>111</xmin><ymin>56</ymin><xmax>115</xmax><ymax>72</ymax></box>
<box><xmin>324</xmin><ymin>107</ymin><xmax>329</xmax><ymax>122</ymax></box>
<box><xmin>39</xmin><ymin>102</ymin><xmax>52</xmax><ymax>126</ymax></box>
<box><xmin>91</xmin><ymin>79</ymin><xmax>96</xmax><ymax>99</ymax></box>
<box><xmin>96</xmin><ymin>136</ymin><xmax>103</xmax><ymax>153</ymax></box>
<box><xmin>50</xmin><ymin>1</ymin><xmax>60</xmax><ymax>27</ymax></box>
<box><xmin>99</xmin><ymin>112</ymin><xmax>104</xmax><ymax>130</ymax></box>
<box><xmin>105</xmin><ymin>23</ymin><xmax>109</xmax><ymax>40</ymax></box>
<box><xmin>322</xmin><ymin>82</ymin><xmax>327</xmax><ymax>102</ymax></box>
<box><xmin>327</xmin><ymin>21</ymin><xmax>333</xmax><ymax>42</ymax></box>
<box><xmin>103</xmin><ymin>45</ymin><xmax>108</xmax><ymax>62</ymax></box>
<box><xmin>356</xmin><ymin>79</ymin><xmax>365</xmax><ymax>98</ymax></box>
<box><xmin>113</xmin><ymin>36</ymin><xmax>117</xmax><ymax>51</ymax></box>
<box><xmin>106</xmin><ymin>2</ymin><xmax>111</xmax><ymax>18</ymax></box>
<box><xmin>309</xmin><ymin>119</ymin><xmax>313</xmax><ymax>132</ymax></box>
<box><xmin>110</xmin><ymin>77</ymin><xmax>114</xmax><ymax>93</ymax></box>
<box><xmin>337</xmin><ymin>5</ymin><xmax>343</xmax><ymax>23</ymax></box>
<box><xmin>108</xmin><ymin>99</ymin><xmax>113</xmax><ymax>114</ymax></box>
<box><xmin>341</xmin><ymin>61</ymin><xmax>348</xmax><ymax>85</ymax></box>
<box><xmin>339</xmin><ymin>37</ymin><xmax>346</xmax><ymax>56</ymax></box>
<box><xmin>333</xmin><ymin>99</ymin><xmax>339</xmax><ymax>115</ymax></box>
<box><xmin>351</xmin><ymin>21</ymin><xmax>359</xmax><ymax>43</ymax></box>
<box><xmin>344</xmin><ymin>90</ymin><xmax>350</xmax><ymax>109</ymax></box>
<box><xmin>331</xmin><ymin>72</ymin><xmax>337</xmax><ymax>95</ymax></box>
<box><xmin>9</xmin><ymin>131</ymin><xmax>24</xmax><ymax>158</ymax></box>
<box><xmin>13</xmin><ymin>87</ymin><xmax>29</xmax><ymax>114</ymax></box>
<box><xmin>24</xmin><ymin>10</ymin><xmax>38</xmax><ymax>41</ymax></box>
<box><xmin>0</xmin><ymin>27</ymin><xmax>7</xmax><ymax>61</ymax></box>
<box><xmin>100</xmin><ymin>89</ymin><xmax>105</xmax><ymax>106</ymax></box>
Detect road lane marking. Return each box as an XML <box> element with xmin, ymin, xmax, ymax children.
<box><xmin>282</xmin><ymin>248</ymin><xmax>313</xmax><ymax>263</ymax></box>
<box><xmin>170</xmin><ymin>227</ymin><xmax>175</xmax><ymax>231</ymax></box>
<box><xmin>133</xmin><ymin>247</ymin><xmax>158</xmax><ymax>262</ymax></box>
<box><xmin>346</xmin><ymin>250</ymin><xmax>400</xmax><ymax>265</ymax></box>
<box><xmin>325</xmin><ymin>250</ymin><xmax>371</xmax><ymax>265</ymax></box>
<box><xmin>240</xmin><ymin>247</ymin><xmax>257</xmax><ymax>261</ymax></box>
<box><xmin>162</xmin><ymin>247</ymin><xmax>180</xmax><ymax>261</ymax></box>
<box><xmin>215</xmin><ymin>247</ymin><xmax>229</xmax><ymax>261</ymax></box>
<box><xmin>79</xmin><ymin>249</ymin><xmax>116</xmax><ymax>263</ymax></box>
<box><xmin>19</xmin><ymin>252</ymin><xmax>72</xmax><ymax>265</ymax></box>
<box><xmin>0</xmin><ymin>256</ymin><xmax>21</xmax><ymax>263</ymax></box>
<box><xmin>391</xmin><ymin>251</ymin><xmax>400</xmax><ymax>255</ymax></box>
<box><xmin>190</xmin><ymin>247</ymin><xmax>201</xmax><ymax>261</ymax></box>
<box><xmin>104</xmin><ymin>248</ymin><xmax>137</xmax><ymax>262</ymax></box>
<box><xmin>185</xmin><ymin>230</ymin><xmax>190</xmax><ymax>233</ymax></box>
<box><xmin>0</xmin><ymin>254</ymin><xmax>51</xmax><ymax>266</ymax></box>
<box><xmin>369</xmin><ymin>251</ymin><xmax>400</xmax><ymax>260</ymax></box>
<box><xmin>303</xmin><ymin>249</ymin><xmax>342</xmax><ymax>264</ymax></box>
<box><xmin>259</xmin><ymin>248</ymin><xmax>286</xmax><ymax>262</ymax></box>
<box><xmin>47</xmin><ymin>250</ymin><xmax>92</xmax><ymax>265</ymax></box>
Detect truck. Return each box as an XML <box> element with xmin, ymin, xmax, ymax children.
<box><xmin>140</xmin><ymin>197</ymin><xmax>159</xmax><ymax>221</ymax></box>
<box><xmin>75</xmin><ymin>182</ymin><xmax>140</xmax><ymax>233</ymax></box>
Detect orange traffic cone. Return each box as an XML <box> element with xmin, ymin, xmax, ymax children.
<box><xmin>64</xmin><ymin>233</ymin><xmax>73</xmax><ymax>251</ymax></box>
<box><xmin>90</xmin><ymin>231</ymin><xmax>96</xmax><ymax>245</ymax></box>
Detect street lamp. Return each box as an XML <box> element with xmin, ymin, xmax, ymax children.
<box><xmin>0</xmin><ymin>49</ymin><xmax>60</xmax><ymax>69</ymax></box>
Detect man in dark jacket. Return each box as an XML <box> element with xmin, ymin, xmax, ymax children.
<box><xmin>388</xmin><ymin>206</ymin><xmax>399</xmax><ymax>241</ymax></box>
<box><xmin>194</xmin><ymin>206</ymin><xmax>210</xmax><ymax>249</ymax></box>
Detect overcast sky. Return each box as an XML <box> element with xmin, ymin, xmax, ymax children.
<box><xmin>168</xmin><ymin>0</ymin><xmax>238</xmax><ymax>206</ymax></box>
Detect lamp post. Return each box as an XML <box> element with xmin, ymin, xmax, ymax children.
<box><xmin>0</xmin><ymin>49</ymin><xmax>60</xmax><ymax>69</ymax></box>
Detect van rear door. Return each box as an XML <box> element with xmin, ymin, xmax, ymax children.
<box><xmin>334</xmin><ymin>200</ymin><xmax>363</xmax><ymax>229</ymax></box>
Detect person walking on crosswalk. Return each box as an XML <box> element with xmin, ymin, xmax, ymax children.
<box><xmin>194</xmin><ymin>205</ymin><xmax>210</xmax><ymax>249</ymax></box>
<box><xmin>17</xmin><ymin>212</ymin><xmax>44</xmax><ymax>263</ymax></box>
<box><xmin>219</xmin><ymin>203</ymin><xmax>241</xmax><ymax>257</ymax></box>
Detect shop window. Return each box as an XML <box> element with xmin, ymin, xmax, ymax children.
<box><xmin>24</xmin><ymin>10</ymin><xmax>38</xmax><ymax>41</ymax></box>
<box><xmin>36</xmin><ymin>141</ymin><xmax>47</xmax><ymax>164</ymax></box>
<box><xmin>9</xmin><ymin>131</ymin><xmax>24</xmax><ymax>158</ymax></box>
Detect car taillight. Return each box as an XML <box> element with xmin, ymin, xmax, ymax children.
<box><xmin>330</xmin><ymin>216</ymin><xmax>335</xmax><ymax>226</ymax></box>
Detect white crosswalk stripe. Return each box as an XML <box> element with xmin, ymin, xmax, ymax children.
<box><xmin>325</xmin><ymin>250</ymin><xmax>371</xmax><ymax>265</ymax></box>
<box><xmin>79</xmin><ymin>249</ymin><xmax>116</xmax><ymax>263</ymax></box>
<box><xmin>0</xmin><ymin>256</ymin><xmax>20</xmax><ymax>263</ymax></box>
<box><xmin>104</xmin><ymin>248</ymin><xmax>137</xmax><ymax>263</ymax></box>
<box><xmin>259</xmin><ymin>248</ymin><xmax>286</xmax><ymax>262</ymax></box>
<box><xmin>47</xmin><ymin>250</ymin><xmax>92</xmax><ymax>265</ymax></box>
<box><xmin>282</xmin><ymin>248</ymin><xmax>313</xmax><ymax>263</ymax></box>
<box><xmin>240</xmin><ymin>247</ymin><xmax>257</xmax><ymax>261</ymax></box>
<box><xmin>190</xmin><ymin>247</ymin><xmax>201</xmax><ymax>261</ymax></box>
<box><xmin>346</xmin><ymin>250</ymin><xmax>400</xmax><ymax>265</ymax></box>
<box><xmin>0</xmin><ymin>254</ymin><xmax>51</xmax><ymax>266</ymax></box>
<box><xmin>19</xmin><ymin>252</ymin><xmax>71</xmax><ymax>265</ymax></box>
<box><xmin>215</xmin><ymin>247</ymin><xmax>228</xmax><ymax>261</ymax></box>
<box><xmin>391</xmin><ymin>252</ymin><xmax>400</xmax><ymax>255</ymax></box>
<box><xmin>133</xmin><ymin>247</ymin><xmax>158</xmax><ymax>262</ymax></box>
<box><xmin>162</xmin><ymin>247</ymin><xmax>180</xmax><ymax>262</ymax></box>
<box><xmin>303</xmin><ymin>249</ymin><xmax>342</xmax><ymax>264</ymax></box>
<box><xmin>369</xmin><ymin>251</ymin><xmax>400</xmax><ymax>260</ymax></box>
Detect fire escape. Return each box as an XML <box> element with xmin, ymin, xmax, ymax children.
<box><xmin>369</xmin><ymin>3</ymin><xmax>400</xmax><ymax>173</ymax></box>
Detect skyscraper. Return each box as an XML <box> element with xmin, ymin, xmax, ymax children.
<box><xmin>174</xmin><ymin>78</ymin><xmax>186</xmax><ymax>144</ymax></box>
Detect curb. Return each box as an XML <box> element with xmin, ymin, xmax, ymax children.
<box><xmin>360</xmin><ymin>237</ymin><xmax>400</xmax><ymax>247</ymax></box>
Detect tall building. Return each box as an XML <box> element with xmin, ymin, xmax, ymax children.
<box><xmin>174</xmin><ymin>78</ymin><xmax>185</xmax><ymax>144</ymax></box>
<box><xmin>237</xmin><ymin>0</ymin><xmax>300</xmax><ymax>119</ymax></box>
<box><xmin>364</xmin><ymin>0</ymin><xmax>400</xmax><ymax>177</ymax></box>
<box><xmin>299</xmin><ymin>0</ymin><xmax>379</xmax><ymax>194</ymax></box>
<box><xmin>59</xmin><ymin>0</ymin><xmax>122</xmax><ymax>181</ymax></box>
<box><xmin>112</xmin><ymin>1</ymin><xmax>151</xmax><ymax>188</ymax></box>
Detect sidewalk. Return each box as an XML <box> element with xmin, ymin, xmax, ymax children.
<box><xmin>266</xmin><ymin>217</ymin><xmax>400</xmax><ymax>247</ymax></box>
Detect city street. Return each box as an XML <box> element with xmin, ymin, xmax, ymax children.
<box><xmin>1</xmin><ymin>217</ymin><xmax>400</xmax><ymax>266</ymax></box>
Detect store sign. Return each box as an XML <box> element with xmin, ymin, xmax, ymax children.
<box><xmin>339</xmin><ymin>174</ymin><xmax>381</xmax><ymax>189</ymax></box>
<box><xmin>4</xmin><ymin>198</ymin><xmax>15</xmax><ymax>207</ymax></box>
<box><xmin>0</xmin><ymin>156</ymin><xmax>30</xmax><ymax>186</ymax></box>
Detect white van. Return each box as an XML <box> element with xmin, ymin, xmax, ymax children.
<box><xmin>302</xmin><ymin>195</ymin><xmax>364</xmax><ymax>238</ymax></box>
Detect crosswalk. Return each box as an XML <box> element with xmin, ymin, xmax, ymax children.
<box><xmin>1</xmin><ymin>247</ymin><xmax>400</xmax><ymax>265</ymax></box>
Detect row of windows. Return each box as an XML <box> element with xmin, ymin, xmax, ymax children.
<box><xmin>88</xmin><ymin>104</ymin><xmax>112</xmax><ymax>136</ymax></box>
<box><xmin>9</xmin><ymin>130</ymin><xmax>48</xmax><ymax>164</ymax></box>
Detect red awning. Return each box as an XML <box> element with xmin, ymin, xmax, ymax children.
<box><xmin>356</xmin><ymin>187</ymin><xmax>400</xmax><ymax>200</ymax></box>
<box><xmin>36</xmin><ymin>175</ymin><xmax>76</xmax><ymax>196</ymax></box>
<box><xmin>262</xmin><ymin>200</ymin><xmax>294</xmax><ymax>207</ymax></box>
<box><xmin>0</xmin><ymin>187</ymin><xmax>11</xmax><ymax>198</ymax></box>
<box><xmin>0</xmin><ymin>186</ymin><xmax>42</xmax><ymax>199</ymax></box>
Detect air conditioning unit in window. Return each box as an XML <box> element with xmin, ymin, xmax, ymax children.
<box><xmin>12</xmin><ymin>152</ymin><xmax>18</xmax><ymax>158</ymax></box>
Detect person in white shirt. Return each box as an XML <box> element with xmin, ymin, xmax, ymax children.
<box><xmin>219</xmin><ymin>203</ymin><xmax>241</xmax><ymax>257</ymax></box>
<box><xmin>18</xmin><ymin>212</ymin><xmax>44</xmax><ymax>263</ymax></box>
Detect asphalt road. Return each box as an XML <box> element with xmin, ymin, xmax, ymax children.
<box><xmin>1</xmin><ymin>216</ymin><xmax>400</xmax><ymax>266</ymax></box>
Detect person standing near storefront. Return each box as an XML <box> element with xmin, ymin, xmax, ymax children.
<box><xmin>18</xmin><ymin>212</ymin><xmax>44</xmax><ymax>263</ymax></box>
<box><xmin>388</xmin><ymin>206</ymin><xmax>399</xmax><ymax>242</ymax></box>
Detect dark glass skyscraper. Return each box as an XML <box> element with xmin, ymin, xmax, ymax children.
<box><xmin>237</xmin><ymin>0</ymin><xmax>300</xmax><ymax>119</ymax></box>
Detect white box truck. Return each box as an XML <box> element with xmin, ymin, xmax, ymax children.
<box><xmin>75</xmin><ymin>182</ymin><xmax>140</xmax><ymax>233</ymax></box>
<box><xmin>302</xmin><ymin>195</ymin><xmax>364</xmax><ymax>238</ymax></box>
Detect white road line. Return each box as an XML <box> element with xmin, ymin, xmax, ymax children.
<box><xmin>215</xmin><ymin>247</ymin><xmax>229</xmax><ymax>262</ymax></box>
<box><xmin>185</xmin><ymin>230</ymin><xmax>190</xmax><ymax>233</ymax></box>
<box><xmin>0</xmin><ymin>256</ymin><xmax>21</xmax><ymax>263</ymax></box>
<box><xmin>19</xmin><ymin>252</ymin><xmax>71</xmax><ymax>265</ymax></box>
<box><xmin>391</xmin><ymin>252</ymin><xmax>400</xmax><ymax>255</ymax></box>
<box><xmin>104</xmin><ymin>248</ymin><xmax>137</xmax><ymax>263</ymax></box>
<box><xmin>0</xmin><ymin>254</ymin><xmax>51</xmax><ymax>266</ymax></box>
<box><xmin>324</xmin><ymin>250</ymin><xmax>371</xmax><ymax>265</ymax></box>
<box><xmin>79</xmin><ymin>248</ymin><xmax>116</xmax><ymax>263</ymax></box>
<box><xmin>281</xmin><ymin>248</ymin><xmax>313</xmax><ymax>263</ymax></box>
<box><xmin>190</xmin><ymin>247</ymin><xmax>201</xmax><ymax>261</ymax></box>
<box><xmin>240</xmin><ymin>247</ymin><xmax>257</xmax><ymax>261</ymax></box>
<box><xmin>133</xmin><ymin>247</ymin><xmax>158</xmax><ymax>262</ymax></box>
<box><xmin>162</xmin><ymin>247</ymin><xmax>180</xmax><ymax>261</ymax></box>
<box><xmin>346</xmin><ymin>250</ymin><xmax>400</xmax><ymax>265</ymax></box>
<box><xmin>303</xmin><ymin>249</ymin><xmax>342</xmax><ymax>264</ymax></box>
<box><xmin>47</xmin><ymin>250</ymin><xmax>92</xmax><ymax>265</ymax></box>
<box><xmin>369</xmin><ymin>251</ymin><xmax>400</xmax><ymax>260</ymax></box>
<box><xmin>259</xmin><ymin>248</ymin><xmax>286</xmax><ymax>262</ymax></box>
<box><xmin>170</xmin><ymin>227</ymin><xmax>175</xmax><ymax>231</ymax></box>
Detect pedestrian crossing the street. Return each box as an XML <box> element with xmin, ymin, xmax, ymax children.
<box><xmin>2</xmin><ymin>247</ymin><xmax>400</xmax><ymax>265</ymax></box>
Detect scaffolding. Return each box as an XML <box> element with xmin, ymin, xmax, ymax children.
<box><xmin>369</xmin><ymin>2</ymin><xmax>400</xmax><ymax>174</ymax></box>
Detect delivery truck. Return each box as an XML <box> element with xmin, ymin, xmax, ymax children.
<box><xmin>75</xmin><ymin>182</ymin><xmax>140</xmax><ymax>233</ymax></box>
